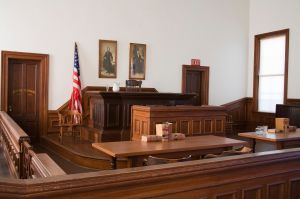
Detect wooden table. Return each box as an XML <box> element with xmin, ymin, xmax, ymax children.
<box><xmin>239</xmin><ymin>129</ymin><xmax>300</xmax><ymax>152</ymax></box>
<box><xmin>92</xmin><ymin>135</ymin><xmax>247</xmax><ymax>169</ymax></box>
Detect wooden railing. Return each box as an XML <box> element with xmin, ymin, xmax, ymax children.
<box><xmin>0</xmin><ymin>148</ymin><xmax>300</xmax><ymax>198</ymax></box>
<box><xmin>0</xmin><ymin>111</ymin><xmax>65</xmax><ymax>179</ymax></box>
<box><xmin>0</xmin><ymin>111</ymin><xmax>30</xmax><ymax>178</ymax></box>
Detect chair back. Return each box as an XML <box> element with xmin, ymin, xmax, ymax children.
<box><xmin>58</xmin><ymin>110</ymin><xmax>82</xmax><ymax>126</ymax></box>
<box><xmin>220</xmin><ymin>146</ymin><xmax>252</xmax><ymax>157</ymax></box>
<box><xmin>125</xmin><ymin>80</ymin><xmax>142</xmax><ymax>92</ymax></box>
<box><xmin>146</xmin><ymin>155</ymin><xmax>192</xmax><ymax>166</ymax></box>
<box><xmin>204</xmin><ymin>146</ymin><xmax>252</xmax><ymax>159</ymax></box>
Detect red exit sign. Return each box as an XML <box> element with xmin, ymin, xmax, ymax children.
<box><xmin>191</xmin><ymin>59</ymin><xmax>200</xmax><ymax>66</ymax></box>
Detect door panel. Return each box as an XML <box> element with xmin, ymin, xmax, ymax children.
<box><xmin>9</xmin><ymin>63</ymin><xmax>23</xmax><ymax>116</ymax></box>
<box><xmin>8</xmin><ymin>59</ymin><xmax>40</xmax><ymax>142</ymax></box>
<box><xmin>25</xmin><ymin>63</ymin><xmax>38</xmax><ymax>119</ymax></box>
<box><xmin>186</xmin><ymin>70</ymin><xmax>201</xmax><ymax>105</ymax></box>
<box><xmin>182</xmin><ymin>65</ymin><xmax>209</xmax><ymax>106</ymax></box>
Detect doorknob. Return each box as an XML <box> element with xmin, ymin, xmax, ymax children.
<box><xmin>8</xmin><ymin>105</ymin><xmax>12</xmax><ymax>112</ymax></box>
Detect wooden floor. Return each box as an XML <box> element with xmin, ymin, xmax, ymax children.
<box><xmin>40</xmin><ymin>134</ymin><xmax>128</xmax><ymax>171</ymax></box>
<box><xmin>42</xmin><ymin>133</ymin><xmax>111</xmax><ymax>159</ymax></box>
<box><xmin>33</xmin><ymin>144</ymin><xmax>100</xmax><ymax>174</ymax></box>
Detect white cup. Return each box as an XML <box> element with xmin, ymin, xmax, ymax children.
<box><xmin>262</xmin><ymin>125</ymin><xmax>268</xmax><ymax>133</ymax></box>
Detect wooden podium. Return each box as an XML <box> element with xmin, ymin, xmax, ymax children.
<box><xmin>131</xmin><ymin>105</ymin><xmax>227</xmax><ymax>141</ymax></box>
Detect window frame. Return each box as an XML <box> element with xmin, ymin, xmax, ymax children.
<box><xmin>253</xmin><ymin>29</ymin><xmax>289</xmax><ymax>113</ymax></box>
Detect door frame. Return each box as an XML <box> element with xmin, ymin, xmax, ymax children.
<box><xmin>1</xmin><ymin>51</ymin><xmax>49</xmax><ymax>139</ymax></box>
<box><xmin>182</xmin><ymin>65</ymin><xmax>209</xmax><ymax>105</ymax></box>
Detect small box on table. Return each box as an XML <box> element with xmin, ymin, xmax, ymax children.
<box><xmin>156</xmin><ymin>122</ymin><xmax>172</xmax><ymax>141</ymax></box>
<box><xmin>275</xmin><ymin>118</ymin><xmax>289</xmax><ymax>131</ymax></box>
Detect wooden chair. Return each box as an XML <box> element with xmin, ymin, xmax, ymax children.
<box><xmin>58</xmin><ymin>110</ymin><xmax>82</xmax><ymax>143</ymax></box>
<box><xmin>204</xmin><ymin>146</ymin><xmax>252</xmax><ymax>159</ymax></box>
<box><xmin>125</xmin><ymin>80</ymin><xmax>142</xmax><ymax>92</ymax></box>
<box><xmin>145</xmin><ymin>155</ymin><xmax>192</xmax><ymax>166</ymax></box>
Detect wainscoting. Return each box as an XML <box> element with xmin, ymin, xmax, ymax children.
<box><xmin>47</xmin><ymin>90</ymin><xmax>300</xmax><ymax>137</ymax></box>
<box><xmin>222</xmin><ymin>97</ymin><xmax>300</xmax><ymax>133</ymax></box>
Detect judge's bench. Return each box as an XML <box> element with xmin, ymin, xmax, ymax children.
<box><xmin>86</xmin><ymin>89</ymin><xmax>227</xmax><ymax>142</ymax></box>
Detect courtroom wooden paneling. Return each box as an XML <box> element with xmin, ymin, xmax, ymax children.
<box><xmin>286</xmin><ymin>98</ymin><xmax>300</xmax><ymax>105</ymax></box>
<box><xmin>82</xmin><ymin>86</ymin><xmax>158</xmax><ymax>124</ymax></box>
<box><xmin>222</xmin><ymin>97</ymin><xmax>275</xmax><ymax>133</ymax></box>
<box><xmin>46</xmin><ymin>86</ymin><xmax>157</xmax><ymax>136</ymax></box>
<box><xmin>1</xmin><ymin>148</ymin><xmax>300</xmax><ymax>198</ymax></box>
<box><xmin>242</xmin><ymin>186</ymin><xmax>263</xmax><ymax>199</ymax></box>
<box><xmin>215</xmin><ymin>192</ymin><xmax>237</xmax><ymax>199</ymax></box>
<box><xmin>222</xmin><ymin>97</ymin><xmax>248</xmax><ymax>133</ymax></box>
<box><xmin>88</xmin><ymin>92</ymin><xmax>195</xmax><ymax>141</ymax></box>
<box><xmin>131</xmin><ymin>105</ymin><xmax>226</xmax><ymax>140</ymax></box>
<box><xmin>49</xmin><ymin>95</ymin><xmax>300</xmax><ymax>139</ymax></box>
<box><xmin>267</xmin><ymin>182</ymin><xmax>285</xmax><ymax>199</ymax></box>
<box><xmin>289</xmin><ymin>178</ymin><xmax>300</xmax><ymax>198</ymax></box>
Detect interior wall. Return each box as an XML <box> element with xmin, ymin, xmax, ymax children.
<box><xmin>0</xmin><ymin>0</ymin><xmax>249</xmax><ymax>109</ymax></box>
<box><xmin>247</xmin><ymin>0</ymin><xmax>300</xmax><ymax>98</ymax></box>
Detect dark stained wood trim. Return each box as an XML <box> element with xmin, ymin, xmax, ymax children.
<box><xmin>182</xmin><ymin>65</ymin><xmax>209</xmax><ymax>105</ymax></box>
<box><xmin>1</xmin><ymin>51</ymin><xmax>49</xmax><ymax>138</ymax></box>
<box><xmin>47</xmin><ymin>86</ymin><xmax>158</xmax><ymax>135</ymax></box>
<box><xmin>286</xmin><ymin>98</ymin><xmax>300</xmax><ymax>105</ymax></box>
<box><xmin>221</xmin><ymin>97</ymin><xmax>248</xmax><ymax>108</ymax></box>
<box><xmin>253</xmin><ymin>29</ymin><xmax>289</xmax><ymax>112</ymax></box>
<box><xmin>222</xmin><ymin>98</ymin><xmax>248</xmax><ymax>133</ymax></box>
<box><xmin>222</xmin><ymin>97</ymin><xmax>300</xmax><ymax>133</ymax></box>
<box><xmin>0</xmin><ymin>148</ymin><xmax>300</xmax><ymax>198</ymax></box>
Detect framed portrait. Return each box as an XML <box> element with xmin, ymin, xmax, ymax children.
<box><xmin>99</xmin><ymin>40</ymin><xmax>117</xmax><ymax>78</ymax></box>
<box><xmin>129</xmin><ymin>43</ymin><xmax>146</xmax><ymax>80</ymax></box>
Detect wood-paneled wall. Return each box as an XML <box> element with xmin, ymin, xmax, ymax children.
<box><xmin>48</xmin><ymin>87</ymin><xmax>300</xmax><ymax>136</ymax></box>
<box><xmin>223</xmin><ymin>97</ymin><xmax>300</xmax><ymax>133</ymax></box>
<box><xmin>0</xmin><ymin>148</ymin><xmax>300</xmax><ymax>198</ymax></box>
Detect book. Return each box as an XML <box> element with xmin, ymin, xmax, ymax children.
<box><xmin>141</xmin><ymin>135</ymin><xmax>162</xmax><ymax>142</ymax></box>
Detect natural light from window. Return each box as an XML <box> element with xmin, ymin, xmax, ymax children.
<box><xmin>258</xmin><ymin>36</ymin><xmax>286</xmax><ymax>113</ymax></box>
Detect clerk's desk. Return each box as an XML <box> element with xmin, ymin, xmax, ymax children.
<box><xmin>239</xmin><ymin>129</ymin><xmax>300</xmax><ymax>152</ymax></box>
<box><xmin>87</xmin><ymin>91</ymin><xmax>196</xmax><ymax>141</ymax></box>
<box><xmin>131</xmin><ymin>105</ymin><xmax>227</xmax><ymax>141</ymax></box>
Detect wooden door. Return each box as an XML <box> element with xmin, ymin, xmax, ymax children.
<box><xmin>7</xmin><ymin>59</ymin><xmax>40</xmax><ymax>142</ymax></box>
<box><xmin>185</xmin><ymin>70</ymin><xmax>201</xmax><ymax>105</ymax></box>
<box><xmin>182</xmin><ymin>65</ymin><xmax>209</xmax><ymax>105</ymax></box>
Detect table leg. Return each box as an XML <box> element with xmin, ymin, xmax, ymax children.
<box><xmin>251</xmin><ymin>138</ymin><xmax>256</xmax><ymax>153</ymax></box>
<box><xmin>276</xmin><ymin>142</ymin><xmax>284</xmax><ymax>150</ymax></box>
<box><xmin>111</xmin><ymin>157</ymin><xmax>117</xmax><ymax>169</ymax></box>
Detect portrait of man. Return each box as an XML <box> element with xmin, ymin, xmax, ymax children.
<box><xmin>129</xmin><ymin>43</ymin><xmax>146</xmax><ymax>80</ymax></box>
<box><xmin>99</xmin><ymin>40</ymin><xmax>117</xmax><ymax>78</ymax></box>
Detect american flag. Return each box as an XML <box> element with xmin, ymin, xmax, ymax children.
<box><xmin>68</xmin><ymin>42</ymin><xmax>82</xmax><ymax>113</ymax></box>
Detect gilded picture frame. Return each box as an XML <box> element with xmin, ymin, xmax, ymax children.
<box><xmin>99</xmin><ymin>40</ymin><xmax>117</xmax><ymax>78</ymax></box>
<box><xmin>129</xmin><ymin>43</ymin><xmax>146</xmax><ymax>80</ymax></box>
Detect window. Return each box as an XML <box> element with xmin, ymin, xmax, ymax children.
<box><xmin>253</xmin><ymin>29</ymin><xmax>289</xmax><ymax>113</ymax></box>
